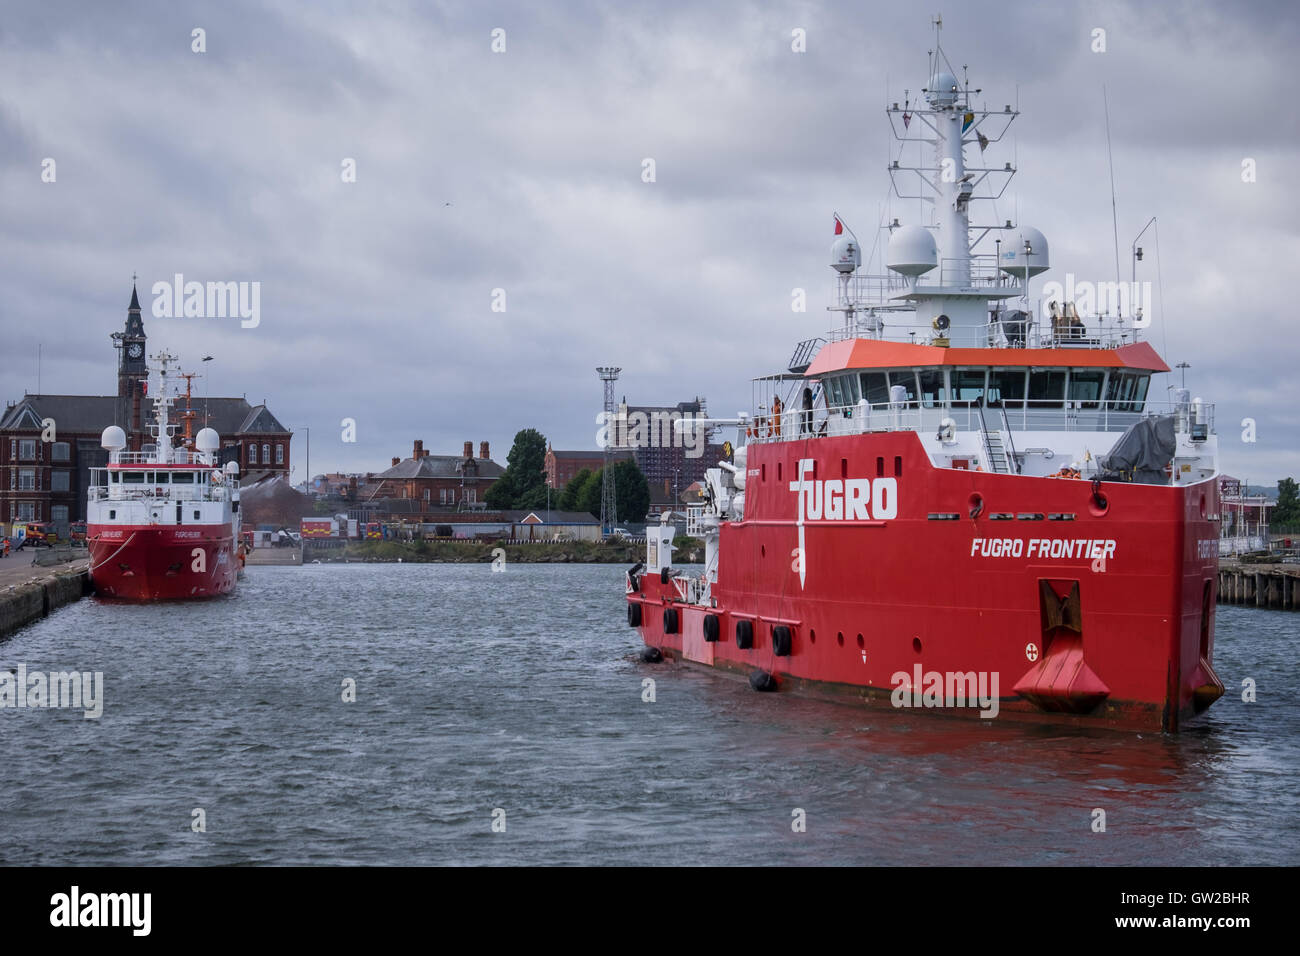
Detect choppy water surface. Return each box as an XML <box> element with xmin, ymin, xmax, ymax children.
<box><xmin>1</xmin><ymin>563</ymin><xmax>1295</xmax><ymax>865</ymax></box>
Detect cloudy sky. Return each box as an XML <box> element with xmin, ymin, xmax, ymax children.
<box><xmin>2</xmin><ymin>0</ymin><xmax>1296</xmax><ymax>485</ymax></box>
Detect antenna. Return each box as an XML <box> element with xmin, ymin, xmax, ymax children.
<box><xmin>1103</xmin><ymin>85</ymin><xmax>1122</xmax><ymax>286</ymax></box>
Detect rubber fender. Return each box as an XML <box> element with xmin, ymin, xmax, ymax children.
<box><xmin>641</xmin><ymin>646</ymin><xmax>663</xmax><ymax>663</ymax></box>
<box><xmin>663</xmin><ymin>607</ymin><xmax>679</xmax><ymax>634</ymax></box>
<box><xmin>772</xmin><ymin>624</ymin><xmax>792</xmax><ymax>657</ymax></box>
<box><xmin>735</xmin><ymin>619</ymin><xmax>754</xmax><ymax>649</ymax></box>
<box><xmin>749</xmin><ymin>670</ymin><xmax>777</xmax><ymax>692</ymax></box>
<box><xmin>627</xmin><ymin>602</ymin><xmax>642</xmax><ymax>627</ymax></box>
<box><xmin>703</xmin><ymin>614</ymin><xmax>720</xmax><ymax>642</ymax></box>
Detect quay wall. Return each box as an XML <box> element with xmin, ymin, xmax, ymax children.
<box><xmin>0</xmin><ymin>564</ymin><xmax>91</xmax><ymax>641</ymax></box>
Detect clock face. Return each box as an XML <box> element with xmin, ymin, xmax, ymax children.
<box><xmin>128</xmin><ymin>344</ymin><xmax>142</xmax><ymax>358</ymax></box>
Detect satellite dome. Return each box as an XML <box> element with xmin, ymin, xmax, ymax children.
<box><xmin>999</xmin><ymin>226</ymin><xmax>1050</xmax><ymax>278</ymax></box>
<box><xmin>224</xmin><ymin>461</ymin><xmax>240</xmax><ymax>475</ymax></box>
<box><xmin>926</xmin><ymin>71</ymin><xmax>959</xmax><ymax>108</ymax></box>
<box><xmin>830</xmin><ymin>235</ymin><xmax>861</xmax><ymax>274</ymax></box>
<box><xmin>195</xmin><ymin>427</ymin><xmax>220</xmax><ymax>453</ymax></box>
<box><xmin>887</xmin><ymin>225</ymin><xmax>938</xmax><ymax>276</ymax></box>
<box><xmin>100</xmin><ymin>425</ymin><xmax>126</xmax><ymax>451</ymax></box>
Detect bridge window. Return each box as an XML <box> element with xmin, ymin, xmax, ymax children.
<box><xmin>888</xmin><ymin>370</ymin><xmax>918</xmax><ymax>404</ymax></box>
<box><xmin>951</xmin><ymin>368</ymin><xmax>988</xmax><ymax>407</ymax></box>
<box><xmin>1068</xmin><ymin>369</ymin><xmax>1105</xmax><ymax>409</ymax></box>
<box><xmin>121</xmin><ymin>471</ymin><xmax>145</xmax><ymax>484</ymax></box>
<box><xmin>1105</xmin><ymin>371</ymin><xmax>1136</xmax><ymax>411</ymax></box>
<box><xmin>172</xmin><ymin>472</ymin><xmax>195</xmax><ymax>484</ymax></box>
<box><xmin>859</xmin><ymin>372</ymin><xmax>889</xmax><ymax>406</ymax></box>
<box><xmin>1028</xmin><ymin>370</ymin><xmax>1066</xmax><ymax>407</ymax></box>
<box><xmin>1132</xmin><ymin>374</ymin><xmax>1150</xmax><ymax>410</ymax></box>
<box><xmin>824</xmin><ymin>376</ymin><xmax>844</xmax><ymax>407</ymax></box>
<box><xmin>987</xmin><ymin>369</ymin><xmax>1027</xmax><ymax>408</ymax></box>
<box><xmin>918</xmin><ymin>369</ymin><xmax>945</xmax><ymax>408</ymax></box>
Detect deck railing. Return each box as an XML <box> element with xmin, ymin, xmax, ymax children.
<box><xmin>744</xmin><ymin>399</ymin><xmax>1214</xmax><ymax>444</ymax></box>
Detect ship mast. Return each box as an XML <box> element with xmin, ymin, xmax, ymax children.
<box><xmin>834</xmin><ymin>18</ymin><xmax>1047</xmax><ymax>347</ymax></box>
<box><xmin>148</xmin><ymin>350</ymin><xmax>180</xmax><ymax>464</ymax></box>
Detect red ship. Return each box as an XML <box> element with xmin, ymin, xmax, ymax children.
<box><xmin>624</xmin><ymin>26</ymin><xmax>1223</xmax><ymax>732</ymax></box>
<box><xmin>87</xmin><ymin>351</ymin><xmax>243</xmax><ymax>600</ymax></box>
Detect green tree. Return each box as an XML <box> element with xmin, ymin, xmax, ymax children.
<box><xmin>613</xmin><ymin>458</ymin><xmax>650</xmax><ymax>523</ymax></box>
<box><xmin>1274</xmin><ymin>478</ymin><xmax>1300</xmax><ymax>526</ymax></box>
<box><xmin>558</xmin><ymin>468</ymin><xmax>593</xmax><ymax>511</ymax></box>
<box><xmin>577</xmin><ymin>469</ymin><xmax>602</xmax><ymax>517</ymax></box>
<box><xmin>575</xmin><ymin>460</ymin><xmax>651</xmax><ymax>523</ymax></box>
<box><xmin>485</xmin><ymin>429</ymin><xmax>548</xmax><ymax>510</ymax></box>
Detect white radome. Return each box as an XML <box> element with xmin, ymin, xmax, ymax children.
<box><xmin>195</xmin><ymin>427</ymin><xmax>220</xmax><ymax>453</ymax></box>
<box><xmin>100</xmin><ymin>425</ymin><xmax>126</xmax><ymax>451</ymax></box>
<box><xmin>1000</xmin><ymin>226</ymin><xmax>1050</xmax><ymax>278</ymax></box>
<box><xmin>927</xmin><ymin>71</ymin><xmax>959</xmax><ymax>107</ymax></box>
<box><xmin>830</xmin><ymin>235</ymin><xmax>861</xmax><ymax>273</ymax></box>
<box><xmin>887</xmin><ymin>225</ymin><xmax>938</xmax><ymax>276</ymax></box>
<box><xmin>225</xmin><ymin>461</ymin><xmax>240</xmax><ymax>475</ymax></box>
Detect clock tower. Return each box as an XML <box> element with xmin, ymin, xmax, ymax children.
<box><xmin>113</xmin><ymin>281</ymin><xmax>149</xmax><ymax>447</ymax></box>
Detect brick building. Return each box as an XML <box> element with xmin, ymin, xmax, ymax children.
<box><xmin>544</xmin><ymin>444</ymin><xmax>633</xmax><ymax>489</ymax></box>
<box><xmin>366</xmin><ymin>440</ymin><xmax>504</xmax><ymax>510</ymax></box>
<box><xmin>0</xmin><ymin>283</ymin><xmax>290</xmax><ymax>530</ymax></box>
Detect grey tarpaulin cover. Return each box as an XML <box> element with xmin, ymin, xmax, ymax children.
<box><xmin>1097</xmin><ymin>414</ymin><xmax>1177</xmax><ymax>484</ymax></box>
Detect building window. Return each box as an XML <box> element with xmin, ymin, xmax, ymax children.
<box><xmin>249</xmin><ymin>444</ymin><xmax>258</xmax><ymax>464</ymax></box>
<box><xmin>18</xmin><ymin>468</ymin><xmax>35</xmax><ymax>490</ymax></box>
<box><xmin>463</xmin><ymin>488</ymin><xmax>476</xmax><ymax>504</ymax></box>
<box><xmin>17</xmin><ymin>501</ymin><xmax>35</xmax><ymax>521</ymax></box>
<box><xmin>19</xmin><ymin>439</ymin><xmax>36</xmax><ymax>459</ymax></box>
<box><xmin>52</xmin><ymin>470</ymin><xmax>70</xmax><ymax>492</ymax></box>
<box><xmin>52</xmin><ymin>442</ymin><xmax>70</xmax><ymax>461</ymax></box>
<box><xmin>262</xmin><ymin>444</ymin><xmax>270</xmax><ymax>464</ymax></box>
<box><xmin>440</xmin><ymin>488</ymin><xmax>448</xmax><ymax>504</ymax></box>
<box><xmin>275</xmin><ymin>444</ymin><xmax>284</xmax><ymax>465</ymax></box>
<box><xmin>51</xmin><ymin>505</ymin><xmax>68</xmax><ymax>522</ymax></box>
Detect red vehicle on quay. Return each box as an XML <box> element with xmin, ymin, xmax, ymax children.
<box><xmin>86</xmin><ymin>350</ymin><xmax>242</xmax><ymax>600</ymax></box>
<box><xmin>625</xmin><ymin>27</ymin><xmax>1223</xmax><ymax>733</ymax></box>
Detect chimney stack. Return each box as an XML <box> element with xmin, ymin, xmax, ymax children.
<box><xmin>392</xmin><ymin>457</ymin><xmax>400</xmax><ymax>467</ymax></box>
<box><xmin>479</xmin><ymin>441</ymin><xmax>489</xmax><ymax>460</ymax></box>
<box><xmin>413</xmin><ymin>439</ymin><xmax>423</xmax><ymax>460</ymax></box>
<box><xmin>463</xmin><ymin>440</ymin><xmax>472</xmax><ymax>458</ymax></box>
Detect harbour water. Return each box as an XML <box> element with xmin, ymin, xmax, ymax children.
<box><xmin>0</xmin><ymin>563</ymin><xmax>1295</xmax><ymax>866</ymax></box>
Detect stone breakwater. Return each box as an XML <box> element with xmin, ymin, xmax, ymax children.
<box><xmin>0</xmin><ymin>561</ymin><xmax>92</xmax><ymax>641</ymax></box>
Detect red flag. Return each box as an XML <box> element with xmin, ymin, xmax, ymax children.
<box><xmin>903</xmin><ymin>112</ymin><xmax>911</xmax><ymax>129</ymax></box>
<box><xmin>834</xmin><ymin>216</ymin><xmax>844</xmax><ymax>236</ymax></box>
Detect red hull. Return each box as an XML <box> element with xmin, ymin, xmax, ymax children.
<box><xmin>628</xmin><ymin>432</ymin><xmax>1224</xmax><ymax>733</ymax></box>
<box><xmin>87</xmin><ymin>524</ymin><xmax>238</xmax><ymax>600</ymax></box>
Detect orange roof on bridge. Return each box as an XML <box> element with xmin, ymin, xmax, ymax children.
<box><xmin>804</xmin><ymin>339</ymin><xmax>1170</xmax><ymax>375</ymax></box>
